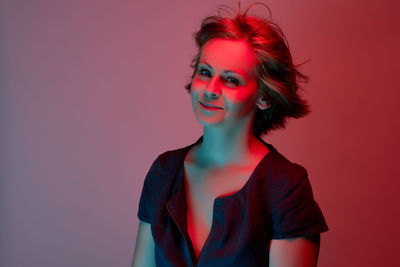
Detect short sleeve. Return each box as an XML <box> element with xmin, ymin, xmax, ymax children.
<box><xmin>269</xmin><ymin>164</ymin><xmax>329</xmax><ymax>239</ymax></box>
<box><xmin>137</xmin><ymin>156</ymin><xmax>162</xmax><ymax>224</ymax></box>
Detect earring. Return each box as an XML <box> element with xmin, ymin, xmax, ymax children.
<box><xmin>256</xmin><ymin>98</ymin><xmax>270</xmax><ymax>110</ymax></box>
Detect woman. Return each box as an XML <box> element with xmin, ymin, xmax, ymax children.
<box><xmin>132</xmin><ymin>4</ymin><xmax>328</xmax><ymax>267</ymax></box>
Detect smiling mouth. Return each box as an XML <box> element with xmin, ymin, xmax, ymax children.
<box><xmin>199</xmin><ymin>101</ymin><xmax>223</xmax><ymax>110</ymax></box>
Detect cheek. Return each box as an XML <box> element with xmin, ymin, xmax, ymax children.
<box><xmin>223</xmin><ymin>87</ymin><xmax>259</xmax><ymax>116</ymax></box>
<box><xmin>190</xmin><ymin>78</ymin><xmax>208</xmax><ymax>99</ymax></box>
<box><xmin>190</xmin><ymin>86</ymin><xmax>200</xmax><ymax>107</ymax></box>
<box><xmin>225</xmin><ymin>83</ymin><xmax>259</xmax><ymax>103</ymax></box>
<box><xmin>190</xmin><ymin>84</ymin><xmax>200</xmax><ymax>98</ymax></box>
<box><xmin>191</xmin><ymin>77</ymin><xmax>206</xmax><ymax>90</ymax></box>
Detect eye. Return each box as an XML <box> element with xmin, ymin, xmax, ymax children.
<box><xmin>225</xmin><ymin>76</ymin><xmax>240</xmax><ymax>86</ymax></box>
<box><xmin>197</xmin><ymin>68</ymin><xmax>212</xmax><ymax>78</ymax></box>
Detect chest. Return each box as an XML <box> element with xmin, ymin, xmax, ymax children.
<box><xmin>183</xmin><ymin>162</ymin><xmax>256</xmax><ymax>258</ymax></box>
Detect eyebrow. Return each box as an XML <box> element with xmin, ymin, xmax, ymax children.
<box><xmin>199</xmin><ymin>61</ymin><xmax>247</xmax><ymax>78</ymax></box>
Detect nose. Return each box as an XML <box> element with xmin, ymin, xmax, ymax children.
<box><xmin>204</xmin><ymin>76</ymin><xmax>220</xmax><ymax>99</ymax></box>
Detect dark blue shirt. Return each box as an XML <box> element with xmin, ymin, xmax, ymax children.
<box><xmin>137</xmin><ymin>136</ymin><xmax>328</xmax><ymax>266</ymax></box>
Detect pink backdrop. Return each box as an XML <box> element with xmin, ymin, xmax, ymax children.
<box><xmin>1</xmin><ymin>0</ymin><xmax>399</xmax><ymax>266</ymax></box>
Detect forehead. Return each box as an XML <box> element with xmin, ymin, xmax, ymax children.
<box><xmin>199</xmin><ymin>38</ymin><xmax>257</xmax><ymax>76</ymax></box>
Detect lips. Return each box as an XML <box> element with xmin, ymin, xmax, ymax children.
<box><xmin>199</xmin><ymin>101</ymin><xmax>223</xmax><ymax>110</ymax></box>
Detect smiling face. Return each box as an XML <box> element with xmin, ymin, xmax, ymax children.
<box><xmin>190</xmin><ymin>38</ymin><xmax>264</xmax><ymax>129</ymax></box>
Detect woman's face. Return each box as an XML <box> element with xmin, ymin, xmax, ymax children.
<box><xmin>190</xmin><ymin>38</ymin><xmax>262</xmax><ymax>128</ymax></box>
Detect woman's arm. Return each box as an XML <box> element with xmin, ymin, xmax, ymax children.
<box><xmin>269</xmin><ymin>234</ymin><xmax>320</xmax><ymax>267</ymax></box>
<box><xmin>131</xmin><ymin>220</ymin><xmax>156</xmax><ymax>267</ymax></box>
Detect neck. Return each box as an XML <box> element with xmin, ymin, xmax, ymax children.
<box><xmin>197</xmin><ymin>115</ymin><xmax>265</xmax><ymax>167</ymax></box>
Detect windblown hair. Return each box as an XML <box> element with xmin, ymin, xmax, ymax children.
<box><xmin>185</xmin><ymin>3</ymin><xmax>310</xmax><ymax>137</ymax></box>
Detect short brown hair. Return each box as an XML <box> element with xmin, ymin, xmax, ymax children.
<box><xmin>185</xmin><ymin>4</ymin><xmax>310</xmax><ymax>137</ymax></box>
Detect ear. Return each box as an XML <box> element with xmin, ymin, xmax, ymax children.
<box><xmin>256</xmin><ymin>95</ymin><xmax>270</xmax><ymax>110</ymax></box>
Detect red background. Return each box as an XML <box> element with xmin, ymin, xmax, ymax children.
<box><xmin>1</xmin><ymin>0</ymin><xmax>399</xmax><ymax>266</ymax></box>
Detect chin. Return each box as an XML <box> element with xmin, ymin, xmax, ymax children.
<box><xmin>193</xmin><ymin>104</ymin><xmax>225</xmax><ymax>126</ymax></box>
<box><xmin>196</xmin><ymin>117</ymin><xmax>224</xmax><ymax>127</ymax></box>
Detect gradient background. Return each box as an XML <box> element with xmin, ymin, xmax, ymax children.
<box><xmin>1</xmin><ymin>0</ymin><xmax>399</xmax><ymax>266</ymax></box>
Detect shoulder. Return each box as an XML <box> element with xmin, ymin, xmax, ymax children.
<box><xmin>257</xmin><ymin>144</ymin><xmax>313</xmax><ymax>206</ymax></box>
<box><xmin>263</xmin><ymin>144</ymin><xmax>308</xmax><ymax>185</ymax></box>
<box><xmin>257</xmin><ymin>143</ymin><xmax>329</xmax><ymax>238</ymax></box>
<box><xmin>147</xmin><ymin>137</ymin><xmax>202</xmax><ymax>176</ymax></box>
<box><xmin>151</xmin><ymin>144</ymin><xmax>192</xmax><ymax>171</ymax></box>
<box><xmin>139</xmin><ymin>139</ymin><xmax>198</xmax><ymax>209</ymax></box>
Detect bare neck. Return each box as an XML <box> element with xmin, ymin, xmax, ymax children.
<box><xmin>193</xmin><ymin>126</ymin><xmax>268</xmax><ymax>168</ymax></box>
